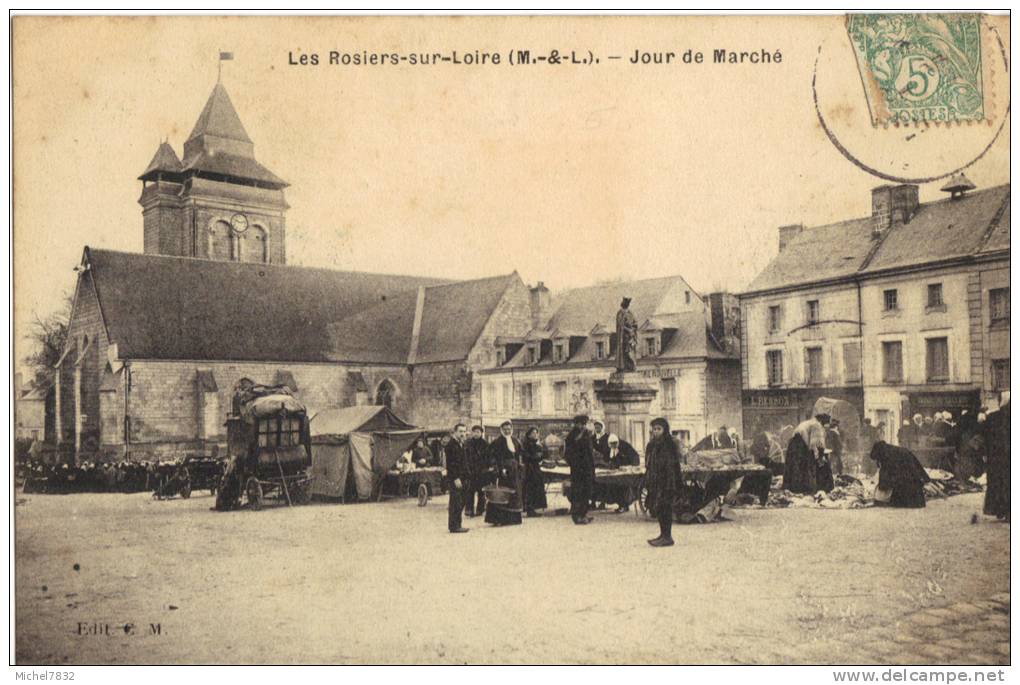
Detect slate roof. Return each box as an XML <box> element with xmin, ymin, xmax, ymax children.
<box><xmin>180</xmin><ymin>150</ymin><xmax>287</xmax><ymax>187</ymax></box>
<box><xmin>745</xmin><ymin>184</ymin><xmax>1010</xmax><ymax>294</ymax></box>
<box><xmin>326</xmin><ymin>273</ymin><xmax>519</xmax><ymax>364</ymax></box>
<box><xmin>83</xmin><ymin>248</ymin><xmax>448</xmax><ymax>363</ymax></box>
<box><xmin>980</xmin><ymin>196</ymin><xmax>1010</xmax><ymax>253</ymax></box>
<box><xmin>494</xmin><ymin>276</ymin><xmax>727</xmax><ymax>369</ymax></box>
<box><xmin>545</xmin><ymin>275</ymin><xmax>691</xmax><ymax>333</ymax></box>
<box><xmin>325</xmin><ymin>288</ymin><xmax>421</xmax><ymax>364</ymax></box>
<box><xmin>744</xmin><ymin>217</ymin><xmax>876</xmax><ymax>293</ymax></box>
<box><xmin>139</xmin><ymin>142</ymin><xmax>183</xmax><ymax>179</ymax></box>
<box><xmin>81</xmin><ymin>248</ymin><xmax>515</xmax><ymax>366</ymax></box>
<box><xmin>416</xmin><ymin>275</ymin><xmax>519</xmax><ymax>364</ymax></box>
<box><xmin>186</xmin><ymin>83</ymin><xmax>252</xmax><ymax>144</ymax></box>
<box><xmin>863</xmin><ymin>185</ymin><xmax>1010</xmax><ymax>272</ymax></box>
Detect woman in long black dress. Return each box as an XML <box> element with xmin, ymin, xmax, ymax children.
<box><xmin>645</xmin><ymin>418</ymin><xmax>680</xmax><ymax>547</ymax></box>
<box><xmin>869</xmin><ymin>441</ymin><xmax>930</xmax><ymax>508</ymax></box>
<box><xmin>521</xmin><ymin>427</ymin><xmax>548</xmax><ymax>517</ymax></box>
<box><xmin>784</xmin><ymin>414</ymin><xmax>832</xmax><ymax>494</ymax></box>
<box><xmin>983</xmin><ymin>398</ymin><xmax>1010</xmax><ymax>520</ymax></box>
<box><xmin>485</xmin><ymin>421</ymin><xmax>524</xmax><ymax>526</ymax></box>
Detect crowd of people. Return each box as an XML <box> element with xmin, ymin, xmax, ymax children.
<box><xmin>440</xmin><ymin>415</ymin><xmax>676</xmax><ymax>547</ymax></box>
<box><xmin>18</xmin><ymin>455</ymin><xmax>223</xmax><ymax>498</ymax></box>
<box><xmin>778</xmin><ymin>394</ymin><xmax>1010</xmax><ymax>518</ymax></box>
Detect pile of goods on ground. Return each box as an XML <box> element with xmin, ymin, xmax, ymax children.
<box><xmin>730</xmin><ymin>469</ymin><xmax>984</xmax><ymax>510</ymax></box>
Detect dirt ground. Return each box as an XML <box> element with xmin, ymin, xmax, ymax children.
<box><xmin>14</xmin><ymin>487</ymin><xmax>1009</xmax><ymax>665</ymax></box>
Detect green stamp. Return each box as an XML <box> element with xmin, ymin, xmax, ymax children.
<box><xmin>846</xmin><ymin>13</ymin><xmax>984</xmax><ymax>125</ymax></box>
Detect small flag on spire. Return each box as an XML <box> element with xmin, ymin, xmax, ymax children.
<box><xmin>219</xmin><ymin>51</ymin><xmax>234</xmax><ymax>61</ymax></box>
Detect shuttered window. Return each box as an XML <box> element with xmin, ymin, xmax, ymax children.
<box><xmin>882</xmin><ymin>341</ymin><xmax>903</xmax><ymax>383</ymax></box>
<box><xmin>990</xmin><ymin>288</ymin><xmax>1010</xmax><ymax>323</ymax></box>
<box><xmin>660</xmin><ymin>378</ymin><xmax>676</xmax><ymax>409</ymax></box>
<box><xmin>805</xmin><ymin>347</ymin><xmax>824</xmax><ymax>384</ymax></box>
<box><xmin>925</xmin><ymin>337</ymin><xmax>949</xmax><ymax>382</ymax></box>
<box><xmin>843</xmin><ymin>342</ymin><xmax>862</xmax><ymax>383</ymax></box>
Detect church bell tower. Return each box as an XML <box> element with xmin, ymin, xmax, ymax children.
<box><xmin>138</xmin><ymin>81</ymin><xmax>289</xmax><ymax>264</ymax></box>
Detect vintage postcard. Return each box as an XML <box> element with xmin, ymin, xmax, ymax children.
<box><xmin>11</xmin><ymin>13</ymin><xmax>1010</xmax><ymax>668</ymax></box>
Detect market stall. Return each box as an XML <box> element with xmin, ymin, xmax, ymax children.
<box><xmin>541</xmin><ymin>456</ymin><xmax>772</xmax><ymax>519</ymax></box>
<box><xmin>309</xmin><ymin>405</ymin><xmax>420</xmax><ymax>502</ymax></box>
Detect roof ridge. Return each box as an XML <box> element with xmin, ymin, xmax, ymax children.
<box><xmin>973</xmin><ymin>189</ymin><xmax>1011</xmax><ymax>254</ymax></box>
<box><xmin>84</xmin><ymin>246</ymin><xmax>456</xmax><ymax>284</ymax></box>
<box><xmin>557</xmin><ymin>273</ymin><xmax>689</xmax><ymax>296</ymax></box>
<box><xmin>423</xmin><ymin>272</ymin><xmax>515</xmax><ymax>291</ymax></box>
<box><xmin>794</xmin><ymin>183</ymin><xmax>1011</xmax><ymax>238</ymax></box>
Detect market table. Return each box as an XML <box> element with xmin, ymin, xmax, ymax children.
<box><xmin>540</xmin><ymin>463</ymin><xmax>773</xmax><ymax>513</ymax></box>
<box><xmin>379</xmin><ymin>467</ymin><xmax>445</xmax><ymax>504</ymax></box>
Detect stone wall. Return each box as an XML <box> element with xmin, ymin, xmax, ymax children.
<box><xmin>100</xmin><ymin>360</ymin><xmax>409</xmax><ymax>456</ymax></box>
<box><xmin>58</xmin><ymin>271</ymin><xmax>109</xmax><ymax>449</ymax></box>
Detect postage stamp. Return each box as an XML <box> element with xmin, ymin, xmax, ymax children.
<box><xmin>846</xmin><ymin>13</ymin><xmax>985</xmax><ymax>126</ymax></box>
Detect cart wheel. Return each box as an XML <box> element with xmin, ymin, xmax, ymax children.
<box><xmin>181</xmin><ymin>482</ymin><xmax>192</xmax><ymax>499</ymax></box>
<box><xmin>246</xmin><ymin>477</ymin><xmax>263</xmax><ymax>511</ymax></box>
<box><xmin>417</xmin><ymin>483</ymin><xmax>429</xmax><ymax>507</ymax></box>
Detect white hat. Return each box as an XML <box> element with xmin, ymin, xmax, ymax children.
<box><xmin>607</xmin><ymin>433</ymin><xmax>619</xmax><ymax>444</ymax></box>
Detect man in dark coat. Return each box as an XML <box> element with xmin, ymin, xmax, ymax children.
<box><xmin>464</xmin><ymin>425</ymin><xmax>491</xmax><ymax>517</ymax></box>
<box><xmin>564</xmin><ymin>415</ymin><xmax>595</xmax><ymax>525</ymax></box>
<box><xmin>869</xmin><ymin>441</ymin><xmax>931</xmax><ymax>508</ymax></box>
<box><xmin>445</xmin><ymin>424</ymin><xmax>470</xmax><ymax>533</ymax></box>
<box><xmin>983</xmin><ymin>396</ymin><xmax>1010</xmax><ymax>520</ymax></box>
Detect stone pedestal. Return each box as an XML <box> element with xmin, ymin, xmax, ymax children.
<box><xmin>595</xmin><ymin>371</ymin><xmax>658</xmax><ymax>452</ymax></box>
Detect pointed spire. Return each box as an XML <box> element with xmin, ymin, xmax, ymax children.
<box><xmin>186</xmin><ymin>82</ymin><xmax>252</xmax><ymax>146</ymax></box>
<box><xmin>179</xmin><ymin>81</ymin><xmax>287</xmax><ymax>188</ymax></box>
<box><xmin>138</xmin><ymin>141</ymin><xmax>183</xmax><ymax>180</ymax></box>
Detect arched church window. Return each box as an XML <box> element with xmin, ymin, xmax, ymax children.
<box><xmin>375</xmin><ymin>379</ymin><xmax>396</xmax><ymax>409</ymax></box>
<box><xmin>239</xmin><ymin>225</ymin><xmax>268</xmax><ymax>263</ymax></box>
<box><xmin>208</xmin><ymin>220</ymin><xmax>233</xmax><ymax>261</ymax></box>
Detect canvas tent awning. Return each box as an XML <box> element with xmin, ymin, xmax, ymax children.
<box><xmin>310</xmin><ymin>405</ymin><xmax>416</xmax><ymax>436</ymax></box>
<box><xmin>309</xmin><ymin>405</ymin><xmax>421</xmax><ymax>500</ymax></box>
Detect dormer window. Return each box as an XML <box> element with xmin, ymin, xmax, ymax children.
<box><xmin>554</xmin><ymin>343</ymin><xmax>565</xmax><ymax>363</ymax></box>
<box><xmin>644</xmin><ymin>337</ymin><xmax>658</xmax><ymax>357</ymax></box>
<box><xmin>595</xmin><ymin>340</ymin><xmax>606</xmax><ymax>360</ymax></box>
<box><xmin>528</xmin><ymin>346</ymin><xmax>538</xmax><ymax>365</ymax></box>
<box><xmin>495</xmin><ymin>348</ymin><xmax>505</xmax><ymax>366</ymax></box>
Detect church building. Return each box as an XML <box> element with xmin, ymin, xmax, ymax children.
<box><xmin>55</xmin><ymin>80</ymin><xmax>533</xmax><ymax>459</ymax></box>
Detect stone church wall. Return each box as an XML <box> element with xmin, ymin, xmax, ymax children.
<box><xmin>99</xmin><ymin>360</ymin><xmax>409</xmax><ymax>458</ymax></box>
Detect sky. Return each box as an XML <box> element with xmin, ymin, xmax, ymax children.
<box><xmin>12</xmin><ymin>15</ymin><xmax>1010</xmax><ymax>373</ymax></box>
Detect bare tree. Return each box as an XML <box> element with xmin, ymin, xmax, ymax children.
<box><xmin>23</xmin><ymin>293</ymin><xmax>74</xmax><ymax>389</ymax></box>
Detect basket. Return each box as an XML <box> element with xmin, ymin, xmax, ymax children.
<box><xmin>482</xmin><ymin>484</ymin><xmax>515</xmax><ymax>505</ymax></box>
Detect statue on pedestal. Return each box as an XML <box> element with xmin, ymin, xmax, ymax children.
<box><xmin>615</xmin><ymin>297</ymin><xmax>637</xmax><ymax>373</ymax></box>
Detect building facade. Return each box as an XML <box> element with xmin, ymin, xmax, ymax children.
<box><xmin>55</xmin><ymin>81</ymin><xmax>534</xmax><ymax>460</ymax></box>
<box><xmin>479</xmin><ymin>279</ymin><xmax>742</xmax><ymax>452</ymax></box>
<box><xmin>741</xmin><ymin>179</ymin><xmax>1010</xmax><ymax>454</ymax></box>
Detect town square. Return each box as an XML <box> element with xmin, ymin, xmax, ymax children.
<box><xmin>11</xmin><ymin>14</ymin><xmax>1011</xmax><ymax>667</ymax></box>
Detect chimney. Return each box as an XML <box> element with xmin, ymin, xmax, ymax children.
<box><xmin>940</xmin><ymin>173</ymin><xmax>976</xmax><ymax>200</ymax></box>
<box><xmin>529</xmin><ymin>282</ymin><xmax>550</xmax><ymax>328</ymax></box>
<box><xmin>871</xmin><ymin>184</ymin><xmax>919</xmax><ymax>238</ymax></box>
<box><xmin>778</xmin><ymin>224</ymin><xmax>804</xmax><ymax>252</ymax></box>
<box><xmin>708</xmin><ymin>292</ymin><xmax>740</xmax><ymax>354</ymax></box>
